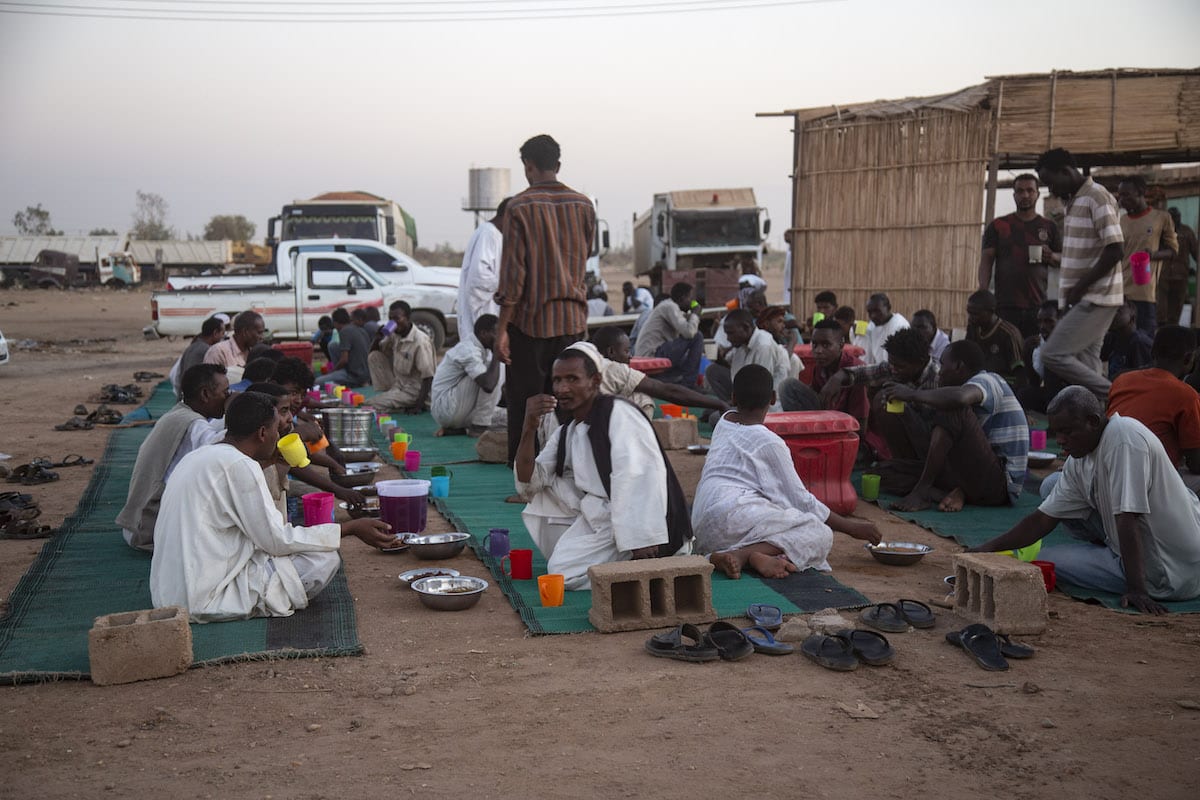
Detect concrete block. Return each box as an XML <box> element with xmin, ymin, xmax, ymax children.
<box><xmin>475</xmin><ymin>430</ymin><xmax>508</xmax><ymax>463</ymax></box>
<box><xmin>588</xmin><ymin>555</ymin><xmax>715</xmax><ymax>633</ymax></box>
<box><xmin>88</xmin><ymin>606</ymin><xmax>193</xmax><ymax>686</ymax></box>
<box><xmin>952</xmin><ymin>553</ymin><xmax>1047</xmax><ymax>635</ymax></box>
<box><xmin>651</xmin><ymin>417</ymin><xmax>699</xmax><ymax>450</ymax></box>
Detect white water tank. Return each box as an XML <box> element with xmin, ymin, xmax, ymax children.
<box><xmin>465</xmin><ymin>168</ymin><xmax>510</xmax><ymax>212</ymax></box>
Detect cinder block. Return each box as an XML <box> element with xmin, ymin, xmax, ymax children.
<box><xmin>588</xmin><ymin>555</ymin><xmax>715</xmax><ymax>633</ymax></box>
<box><xmin>88</xmin><ymin>606</ymin><xmax>193</xmax><ymax>686</ymax></box>
<box><xmin>651</xmin><ymin>417</ymin><xmax>699</xmax><ymax>450</ymax></box>
<box><xmin>475</xmin><ymin>430</ymin><xmax>507</xmax><ymax>463</ymax></box>
<box><xmin>952</xmin><ymin>553</ymin><xmax>1047</xmax><ymax>635</ymax></box>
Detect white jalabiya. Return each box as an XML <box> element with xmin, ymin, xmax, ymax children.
<box><xmin>517</xmin><ymin>400</ymin><xmax>670</xmax><ymax>590</ymax></box>
<box><xmin>456</xmin><ymin>221</ymin><xmax>502</xmax><ymax>344</ymax></box>
<box><xmin>431</xmin><ymin>339</ymin><xmax>500</xmax><ymax>429</ymax></box>
<box><xmin>691</xmin><ymin>413</ymin><xmax>834</xmax><ymax>571</ymax></box>
<box><xmin>150</xmin><ymin>443</ymin><xmax>342</xmax><ymax>622</ymax></box>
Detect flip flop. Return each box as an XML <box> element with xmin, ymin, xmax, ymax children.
<box><xmin>741</xmin><ymin>625</ymin><xmax>795</xmax><ymax>655</ymax></box>
<box><xmin>859</xmin><ymin>602</ymin><xmax>909</xmax><ymax>633</ymax></box>
<box><xmin>0</xmin><ymin>519</ymin><xmax>54</xmax><ymax>539</ymax></box>
<box><xmin>897</xmin><ymin>598</ymin><xmax>936</xmax><ymax>628</ymax></box>
<box><xmin>73</xmin><ymin>404</ymin><xmax>88</xmax><ymax>416</ymax></box>
<box><xmin>946</xmin><ymin>623</ymin><xmax>1009</xmax><ymax>671</ymax></box>
<box><xmin>704</xmin><ymin>621</ymin><xmax>755</xmax><ymax>661</ymax></box>
<box><xmin>747</xmin><ymin>603</ymin><xmax>783</xmax><ymax>631</ymax></box>
<box><xmin>644</xmin><ymin>624</ymin><xmax>720</xmax><ymax>663</ymax></box>
<box><xmin>53</xmin><ymin>416</ymin><xmax>94</xmax><ymax>431</ymax></box>
<box><xmin>133</xmin><ymin>371</ymin><xmax>164</xmax><ymax>382</ymax></box>
<box><xmin>53</xmin><ymin>454</ymin><xmax>94</xmax><ymax>467</ymax></box>
<box><xmin>946</xmin><ymin>630</ymin><xmax>1036</xmax><ymax>660</ymax></box>
<box><xmin>800</xmin><ymin>633</ymin><xmax>859</xmax><ymax>671</ymax></box>
<box><xmin>837</xmin><ymin>628</ymin><xmax>896</xmax><ymax>666</ymax></box>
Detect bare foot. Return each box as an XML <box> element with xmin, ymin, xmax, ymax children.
<box><xmin>434</xmin><ymin>427</ymin><xmax>445</xmax><ymax>437</ymax></box>
<box><xmin>747</xmin><ymin>551</ymin><xmax>795</xmax><ymax>578</ymax></box>
<box><xmin>709</xmin><ymin>551</ymin><xmax>742</xmax><ymax>580</ymax></box>
<box><xmin>890</xmin><ymin>491</ymin><xmax>932</xmax><ymax>512</ymax></box>
<box><xmin>504</xmin><ymin>493</ymin><xmax>529</xmax><ymax>504</ymax></box>
<box><xmin>938</xmin><ymin>487</ymin><xmax>965</xmax><ymax>513</ymax></box>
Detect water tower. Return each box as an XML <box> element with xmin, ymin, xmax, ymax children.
<box><xmin>463</xmin><ymin>168</ymin><xmax>511</xmax><ymax>228</ymax></box>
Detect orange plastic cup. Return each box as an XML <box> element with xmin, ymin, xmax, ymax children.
<box><xmin>307</xmin><ymin>435</ymin><xmax>329</xmax><ymax>454</ymax></box>
<box><xmin>538</xmin><ymin>574</ymin><xmax>565</xmax><ymax>607</ymax></box>
<box><xmin>390</xmin><ymin>440</ymin><xmax>408</xmax><ymax>461</ymax></box>
<box><xmin>661</xmin><ymin>403</ymin><xmax>683</xmax><ymax>418</ymax></box>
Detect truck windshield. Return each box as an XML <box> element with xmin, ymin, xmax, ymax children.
<box><xmin>671</xmin><ymin>211</ymin><xmax>759</xmax><ymax>247</ymax></box>
<box><xmin>282</xmin><ymin>214</ymin><xmax>379</xmax><ymax>241</ymax></box>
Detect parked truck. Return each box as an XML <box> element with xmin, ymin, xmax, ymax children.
<box><xmin>266</xmin><ymin>191</ymin><xmax>418</xmax><ymax>256</ymax></box>
<box><xmin>633</xmin><ymin>188</ymin><xmax>769</xmax><ymax>305</ymax></box>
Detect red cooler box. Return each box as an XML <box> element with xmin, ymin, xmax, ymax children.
<box><xmin>763</xmin><ymin>411</ymin><xmax>859</xmax><ymax>515</ymax></box>
<box><xmin>273</xmin><ymin>341</ymin><xmax>314</xmax><ymax>367</ymax></box>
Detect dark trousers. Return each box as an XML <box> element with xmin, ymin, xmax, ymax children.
<box><xmin>655</xmin><ymin>332</ymin><xmax>705</xmax><ymax>387</ymax></box>
<box><xmin>997</xmin><ymin>305</ymin><xmax>1040</xmax><ymax>340</ymax></box>
<box><xmin>504</xmin><ymin>326</ymin><xmax>584</xmax><ymax>465</ymax></box>
<box><xmin>1132</xmin><ymin>300</ymin><xmax>1157</xmax><ymax>338</ymax></box>
<box><xmin>874</xmin><ymin>397</ymin><xmax>1010</xmax><ymax>506</ymax></box>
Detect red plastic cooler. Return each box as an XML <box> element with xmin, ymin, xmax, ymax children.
<box><xmin>273</xmin><ymin>341</ymin><xmax>314</xmax><ymax>366</ymax></box>
<box><xmin>763</xmin><ymin>411</ymin><xmax>859</xmax><ymax>515</ymax></box>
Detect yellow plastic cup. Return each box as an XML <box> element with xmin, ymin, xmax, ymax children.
<box><xmin>277</xmin><ymin>432</ymin><xmax>311</xmax><ymax>468</ymax></box>
<box><xmin>855</xmin><ymin>320</ymin><xmax>869</xmax><ymax>336</ymax></box>
<box><xmin>886</xmin><ymin>399</ymin><xmax>906</xmax><ymax>414</ymax></box>
<box><xmin>333</xmin><ymin>386</ymin><xmax>345</xmax><ymax>399</ymax></box>
<box><xmin>999</xmin><ymin>540</ymin><xmax>1043</xmax><ymax>562</ymax></box>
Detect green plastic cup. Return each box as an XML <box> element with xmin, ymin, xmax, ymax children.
<box><xmin>861</xmin><ymin>473</ymin><xmax>881</xmax><ymax>501</ymax></box>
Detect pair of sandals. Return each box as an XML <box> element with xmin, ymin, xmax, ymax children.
<box><xmin>945</xmin><ymin>623</ymin><xmax>1035</xmax><ymax>671</ymax></box>
<box><xmin>99</xmin><ymin>384</ymin><xmax>143</xmax><ymax>404</ymax></box>
<box><xmin>859</xmin><ymin>599</ymin><xmax>936</xmax><ymax>632</ymax></box>
<box><xmin>73</xmin><ymin>404</ymin><xmax>123</xmax><ymax>425</ymax></box>
<box><xmin>5</xmin><ymin>464</ymin><xmax>59</xmax><ymax>485</ymax></box>
<box><xmin>0</xmin><ymin>492</ymin><xmax>51</xmax><ymax>539</ymax></box>
<box><xmin>645</xmin><ymin>621</ymin><xmax>756</xmax><ymax>663</ymax></box>
<box><xmin>801</xmin><ymin>629</ymin><xmax>896</xmax><ymax>671</ymax></box>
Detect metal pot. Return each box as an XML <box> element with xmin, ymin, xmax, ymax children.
<box><xmin>322</xmin><ymin>408</ymin><xmax>374</xmax><ymax>448</ymax></box>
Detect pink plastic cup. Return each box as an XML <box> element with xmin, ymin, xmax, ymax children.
<box><xmin>404</xmin><ymin>450</ymin><xmax>421</xmax><ymax>472</ymax></box>
<box><xmin>1030</xmin><ymin>430</ymin><xmax>1047</xmax><ymax>450</ymax></box>
<box><xmin>301</xmin><ymin>492</ymin><xmax>335</xmax><ymax>525</ymax></box>
<box><xmin>1130</xmin><ymin>251</ymin><xmax>1151</xmax><ymax>285</ymax></box>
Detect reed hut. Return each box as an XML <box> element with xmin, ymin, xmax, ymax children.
<box><xmin>761</xmin><ymin>68</ymin><xmax>1200</xmax><ymax>328</ymax></box>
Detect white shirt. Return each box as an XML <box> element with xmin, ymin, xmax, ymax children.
<box><xmin>150</xmin><ymin>444</ymin><xmax>342</xmax><ymax>621</ymax></box>
<box><xmin>626</xmin><ymin>287</ymin><xmax>654</xmax><ymax>313</ymax></box>
<box><xmin>865</xmin><ymin>313</ymin><xmax>910</xmax><ymax>365</ymax></box>
<box><xmin>1040</xmin><ymin>414</ymin><xmax>1200</xmax><ymax>600</ymax></box>
<box><xmin>431</xmin><ymin>339</ymin><xmax>491</xmax><ymax>400</ymax></box>
<box><xmin>457</xmin><ymin>221</ymin><xmax>502</xmax><ymax>344</ymax></box>
<box><xmin>730</xmin><ymin>328</ymin><xmax>793</xmax><ymax>396</ymax></box>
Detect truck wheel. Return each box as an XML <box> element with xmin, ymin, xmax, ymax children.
<box><xmin>105</xmin><ymin>278</ymin><xmax>126</xmax><ymax>289</ymax></box>
<box><xmin>410</xmin><ymin>311</ymin><xmax>445</xmax><ymax>349</ymax></box>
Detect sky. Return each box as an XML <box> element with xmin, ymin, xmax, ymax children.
<box><xmin>1</xmin><ymin>0</ymin><xmax>1198</xmax><ymax>253</ymax></box>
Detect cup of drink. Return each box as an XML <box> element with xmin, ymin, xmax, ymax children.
<box><xmin>404</xmin><ymin>450</ymin><xmax>421</xmax><ymax>472</ymax></box>
<box><xmin>306</xmin><ymin>389</ymin><xmax>321</xmax><ymax>404</ymax></box>
<box><xmin>502</xmin><ymin>549</ymin><xmax>534</xmax><ymax>580</ymax></box>
<box><xmin>277</xmin><ymin>432</ymin><xmax>311</xmax><ymax>468</ymax></box>
<box><xmin>855</xmin><ymin>320</ymin><xmax>869</xmax><ymax>336</ymax></box>
<box><xmin>661</xmin><ymin>404</ymin><xmax>683</xmax><ymax>418</ymax></box>
<box><xmin>886</xmin><ymin>398</ymin><xmax>906</xmax><ymax>414</ymax></box>
<box><xmin>430</xmin><ymin>475</ymin><xmax>450</xmax><ymax>497</ymax></box>
<box><xmin>1028</xmin><ymin>244</ymin><xmax>1044</xmax><ymax>264</ymax></box>
<box><xmin>376</xmin><ymin>479</ymin><xmax>430</xmax><ymax>534</ymax></box>
<box><xmin>812</xmin><ymin>312</ymin><xmax>825</xmax><ymax>325</ymax></box>
<box><xmin>301</xmin><ymin>491</ymin><xmax>335</xmax><ymax>525</ymax></box>
<box><xmin>1030</xmin><ymin>560</ymin><xmax>1056</xmax><ymax>593</ymax></box>
<box><xmin>484</xmin><ymin>527</ymin><xmax>511</xmax><ymax>558</ymax></box>
<box><xmin>538</xmin><ymin>574</ymin><xmax>565</xmax><ymax>607</ymax></box>
<box><xmin>390</xmin><ymin>440</ymin><xmax>408</xmax><ymax>461</ymax></box>
<box><xmin>861</xmin><ymin>473</ymin><xmax>881</xmax><ymax>501</ymax></box>
<box><xmin>1130</xmin><ymin>251</ymin><xmax>1152</xmax><ymax>285</ymax></box>
<box><xmin>334</xmin><ymin>386</ymin><xmax>345</xmax><ymax>399</ymax></box>
<box><xmin>430</xmin><ymin>466</ymin><xmax>453</xmax><ymax>478</ymax></box>
<box><xmin>1030</xmin><ymin>429</ymin><xmax>1047</xmax><ymax>450</ymax></box>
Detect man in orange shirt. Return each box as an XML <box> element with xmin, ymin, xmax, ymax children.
<box><xmin>1107</xmin><ymin>325</ymin><xmax>1200</xmax><ymax>492</ymax></box>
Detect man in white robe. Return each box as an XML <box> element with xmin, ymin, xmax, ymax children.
<box><xmin>457</xmin><ymin>200</ymin><xmax>507</xmax><ymax>345</ymax></box>
<box><xmin>432</xmin><ymin>314</ymin><xmax>503</xmax><ymax>436</ymax></box>
<box><xmin>515</xmin><ymin>349</ymin><xmax>691</xmax><ymax>590</ymax></box>
<box><xmin>150</xmin><ymin>391</ymin><xmax>393</xmax><ymax>622</ymax></box>
<box><xmin>692</xmin><ymin>365</ymin><xmax>881</xmax><ymax>579</ymax></box>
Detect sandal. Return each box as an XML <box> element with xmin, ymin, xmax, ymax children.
<box><xmin>0</xmin><ymin>519</ymin><xmax>54</xmax><ymax>539</ymax></box>
<box><xmin>747</xmin><ymin>603</ymin><xmax>783</xmax><ymax>631</ymax></box>
<box><xmin>946</xmin><ymin>623</ymin><xmax>1009</xmax><ymax>672</ymax></box>
<box><xmin>133</xmin><ymin>371</ymin><xmax>164</xmax><ymax>382</ymax></box>
<box><xmin>741</xmin><ymin>625</ymin><xmax>794</xmax><ymax>655</ymax></box>
<box><xmin>54</xmin><ymin>416</ymin><xmax>95</xmax><ymax>431</ymax></box>
<box><xmin>86</xmin><ymin>405</ymin><xmax>123</xmax><ymax>425</ymax></box>
<box><xmin>7</xmin><ymin>464</ymin><xmax>59</xmax><ymax>485</ymax></box>
<box><xmin>73</xmin><ymin>404</ymin><xmax>89</xmax><ymax>416</ymax></box>
<box><xmin>859</xmin><ymin>602</ymin><xmax>909</xmax><ymax>633</ymax></box>
<box><xmin>896</xmin><ymin>598</ymin><xmax>936</xmax><ymax>628</ymax></box>
<box><xmin>54</xmin><ymin>454</ymin><xmax>94</xmax><ymax>467</ymax></box>
<box><xmin>644</xmin><ymin>624</ymin><xmax>720</xmax><ymax>662</ymax></box>
<box><xmin>837</xmin><ymin>628</ymin><xmax>896</xmax><ymax>666</ymax></box>
<box><xmin>703</xmin><ymin>621</ymin><xmax>755</xmax><ymax>661</ymax></box>
<box><xmin>800</xmin><ymin>633</ymin><xmax>859</xmax><ymax>671</ymax></box>
<box><xmin>946</xmin><ymin>629</ymin><xmax>1035</xmax><ymax>660</ymax></box>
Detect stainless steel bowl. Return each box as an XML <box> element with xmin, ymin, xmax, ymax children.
<box><xmin>407</xmin><ymin>532</ymin><xmax>471</xmax><ymax>560</ymax></box>
<box><xmin>338</xmin><ymin>446</ymin><xmax>379</xmax><ymax>463</ymax></box>
<box><xmin>865</xmin><ymin>541</ymin><xmax>934</xmax><ymax>566</ymax></box>
<box><xmin>339</xmin><ymin>499</ymin><xmax>380</xmax><ymax>519</ymax></box>
<box><xmin>323</xmin><ymin>408</ymin><xmax>375</xmax><ymax>448</ymax></box>
<box><xmin>333</xmin><ymin>470</ymin><xmax>373</xmax><ymax>488</ymax></box>
<box><xmin>398</xmin><ymin>567</ymin><xmax>461</xmax><ymax>588</ymax></box>
<box><xmin>411</xmin><ymin>575</ymin><xmax>488</xmax><ymax>611</ymax></box>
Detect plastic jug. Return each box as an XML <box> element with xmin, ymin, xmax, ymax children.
<box><xmin>376</xmin><ymin>479</ymin><xmax>430</xmax><ymax>534</ymax></box>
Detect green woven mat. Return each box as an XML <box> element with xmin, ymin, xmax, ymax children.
<box><xmin>430</xmin><ymin>462</ymin><xmax>870</xmax><ymax>634</ymax></box>
<box><xmin>0</xmin><ymin>382</ymin><xmax>364</xmax><ymax>684</ymax></box>
<box><xmin>369</xmin><ymin>410</ymin><xmax>482</xmax><ymax>468</ymax></box>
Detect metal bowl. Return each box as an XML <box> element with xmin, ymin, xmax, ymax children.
<box><xmin>338</xmin><ymin>447</ymin><xmax>379</xmax><ymax>463</ymax></box>
<box><xmin>407</xmin><ymin>532</ymin><xmax>471</xmax><ymax>560</ymax></box>
<box><xmin>1027</xmin><ymin>451</ymin><xmax>1057</xmax><ymax>469</ymax></box>
<box><xmin>398</xmin><ymin>567</ymin><xmax>461</xmax><ymax>588</ymax></box>
<box><xmin>411</xmin><ymin>575</ymin><xmax>488</xmax><ymax>611</ymax></box>
<box><xmin>865</xmin><ymin>541</ymin><xmax>934</xmax><ymax>566</ymax></box>
<box><xmin>333</xmin><ymin>470</ymin><xmax>373</xmax><ymax>488</ymax></box>
<box><xmin>339</xmin><ymin>499</ymin><xmax>380</xmax><ymax>518</ymax></box>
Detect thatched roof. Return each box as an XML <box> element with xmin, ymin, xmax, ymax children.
<box><xmin>775</xmin><ymin>83</ymin><xmax>991</xmax><ymax>124</ymax></box>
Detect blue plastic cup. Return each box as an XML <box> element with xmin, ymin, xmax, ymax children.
<box><xmin>430</xmin><ymin>475</ymin><xmax>450</xmax><ymax>498</ymax></box>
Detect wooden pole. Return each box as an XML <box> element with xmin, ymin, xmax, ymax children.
<box><xmin>984</xmin><ymin>155</ymin><xmax>1000</xmax><ymax>224</ymax></box>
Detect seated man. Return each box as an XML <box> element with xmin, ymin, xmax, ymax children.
<box><xmin>877</xmin><ymin>340</ymin><xmax>1028</xmax><ymax>513</ymax></box>
<box><xmin>323</xmin><ymin>307</ymin><xmax>372</xmax><ymax>387</ymax></box>
<box><xmin>203</xmin><ymin>310</ymin><xmax>265</xmax><ymax>383</ymax></box>
<box><xmin>150</xmin><ymin>392</ymin><xmax>393</xmax><ymax>622</ymax></box>
<box><xmin>366</xmin><ymin>300</ymin><xmax>435</xmax><ymax>415</ymax></box>
<box><xmin>632</xmin><ymin>281</ymin><xmax>705</xmax><ymax>386</ymax></box>
<box><xmin>965</xmin><ymin>290</ymin><xmax>1026</xmax><ymax>386</ymax></box>
<box><xmin>116</xmin><ymin>364</ymin><xmax>230</xmax><ymax>551</ymax></box>
<box><xmin>972</xmin><ymin>386</ymin><xmax>1200</xmax><ymax>614</ymax></box>
<box><xmin>170</xmin><ymin>315</ymin><xmax>225</xmax><ymax>395</ymax></box>
<box><xmin>704</xmin><ymin>309</ymin><xmax>792</xmax><ymax>406</ymax></box>
<box><xmin>1100</xmin><ymin>301</ymin><xmax>1154</xmax><ymax>380</ymax></box>
<box><xmin>586</xmin><ymin>328</ymin><xmax>728</xmax><ymax>419</ymax></box>
<box><xmin>432</xmin><ymin>314</ymin><xmax>503</xmax><ymax>437</ymax></box>
<box><xmin>779</xmin><ymin>319</ymin><xmax>868</xmax><ymax>425</ymax></box>
<box><xmin>833</xmin><ymin>304</ymin><xmax>869</xmax><ymax>353</ymax></box>
<box><xmin>1107</xmin><ymin>325</ymin><xmax>1200</xmax><ymax>492</ymax></box>
<box><xmin>311</xmin><ymin>315</ymin><xmax>334</xmax><ymax>362</ymax></box>
<box><xmin>864</xmin><ymin>293</ymin><xmax>909</xmax><ymax>365</ymax></box>
<box><xmin>692</xmin><ymin>365</ymin><xmax>881</xmax><ymax>580</ymax></box>
<box><xmin>1016</xmin><ymin>301</ymin><xmax>1066</xmax><ymax>414</ymax></box>
<box><xmin>586</xmin><ymin>284</ymin><xmax>615</xmax><ymax>317</ymax></box>
<box><xmin>515</xmin><ymin>349</ymin><xmax>693</xmax><ymax>590</ymax></box>
<box><xmin>911</xmin><ymin>309</ymin><xmax>950</xmax><ymax>362</ymax></box>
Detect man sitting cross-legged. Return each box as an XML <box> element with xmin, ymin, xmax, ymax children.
<box><xmin>366</xmin><ymin>300</ymin><xmax>436</xmax><ymax>415</ymax></box>
<box><xmin>432</xmin><ymin>313</ymin><xmax>503</xmax><ymax>437</ymax></box>
<box><xmin>692</xmin><ymin>365</ymin><xmax>881</xmax><ymax>580</ymax></box>
<box><xmin>971</xmin><ymin>386</ymin><xmax>1200</xmax><ymax>615</ymax></box>
<box><xmin>515</xmin><ymin>349</ymin><xmax>694</xmax><ymax>590</ymax></box>
<box><xmin>150</xmin><ymin>392</ymin><xmax>394</xmax><ymax>622</ymax></box>
<box><xmin>877</xmin><ymin>340</ymin><xmax>1029</xmax><ymax>513</ymax></box>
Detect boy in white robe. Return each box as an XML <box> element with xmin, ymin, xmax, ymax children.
<box><xmin>432</xmin><ymin>314</ymin><xmax>503</xmax><ymax>437</ymax></box>
<box><xmin>150</xmin><ymin>392</ymin><xmax>394</xmax><ymax>622</ymax></box>
<box><xmin>692</xmin><ymin>364</ymin><xmax>882</xmax><ymax>579</ymax></box>
<box><xmin>516</xmin><ymin>350</ymin><xmax>691</xmax><ymax>590</ymax></box>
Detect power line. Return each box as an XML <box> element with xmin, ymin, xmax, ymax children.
<box><xmin>0</xmin><ymin>0</ymin><xmax>844</xmax><ymax>22</ymax></box>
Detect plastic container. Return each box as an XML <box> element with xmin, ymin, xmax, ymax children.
<box><xmin>301</xmin><ymin>492</ymin><xmax>335</xmax><ymax>525</ymax></box>
<box><xmin>763</xmin><ymin>411</ymin><xmax>861</xmax><ymax>515</ymax></box>
<box><xmin>376</xmin><ymin>479</ymin><xmax>430</xmax><ymax>534</ymax></box>
<box><xmin>272</xmin><ymin>341</ymin><xmax>314</xmax><ymax>366</ymax></box>
<box><xmin>1130</xmin><ymin>251</ymin><xmax>1151</xmax><ymax>286</ymax></box>
<box><xmin>323</xmin><ymin>408</ymin><xmax>374</xmax><ymax>448</ymax></box>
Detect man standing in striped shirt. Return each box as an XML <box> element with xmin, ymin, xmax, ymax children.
<box><xmin>1036</xmin><ymin>148</ymin><xmax>1125</xmax><ymax>401</ymax></box>
<box><xmin>494</xmin><ymin>134</ymin><xmax>597</xmax><ymax>465</ymax></box>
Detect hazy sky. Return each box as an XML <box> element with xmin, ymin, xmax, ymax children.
<box><xmin>1</xmin><ymin>0</ymin><xmax>1198</xmax><ymax>253</ymax></box>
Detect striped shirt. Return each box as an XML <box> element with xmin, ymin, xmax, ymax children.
<box><xmin>1060</xmin><ymin>177</ymin><xmax>1124</xmax><ymax>308</ymax></box>
<box><xmin>495</xmin><ymin>181</ymin><xmax>596</xmax><ymax>338</ymax></box>
<box><xmin>966</xmin><ymin>371</ymin><xmax>1029</xmax><ymax>501</ymax></box>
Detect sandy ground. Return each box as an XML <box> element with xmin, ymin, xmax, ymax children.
<box><xmin>1</xmin><ymin>280</ymin><xmax>1199</xmax><ymax>800</ymax></box>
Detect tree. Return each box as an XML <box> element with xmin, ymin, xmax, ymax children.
<box><xmin>130</xmin><ymin>190</ymin><xmax>174</xmax><ymax>240</ymax></box>
<box><xmin>12</xmin><ymin>203</ymin><xmax>61</xmax><ymax>235</ymax></box>
<box><xmin>203</xmin><ymin>214</ymin><xmax>256</xmax><ymax>242</ymax></box>
<box><xmin>88</xmin><ymin>227</ymin><xmax>118</xmax><ymax>236</ymax></box>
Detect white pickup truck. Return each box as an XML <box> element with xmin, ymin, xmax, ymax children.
<box><xmin>151</xmin><ymin>251</ymin><xmax>457</xmax><ymax>347</ymax></box>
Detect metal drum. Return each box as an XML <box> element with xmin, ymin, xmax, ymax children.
<box><xmin>323</xmin><ymin>408</ymin><xmax>374</xmax><ymax>448</ymax></box>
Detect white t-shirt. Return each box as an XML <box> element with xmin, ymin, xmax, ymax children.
<box><xmin>431</xmin><ymin>339</ymin><xmax>491</xmax><ymax>399</ymax></box>
<box><xmin>865</xmin><ymin>313</ymin><xmax>910</xmax><ymax>365</ymax></box>
<box><xmin>1040</xmin><ymin>414</ymin><xmax>1200</xmax><ymax>600</ymax></box>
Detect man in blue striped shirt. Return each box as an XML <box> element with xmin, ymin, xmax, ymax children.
<box><xmin>877</xmin><ymin>340</ymin><xmax>1029</xmax><ymax>512</ymax></box>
